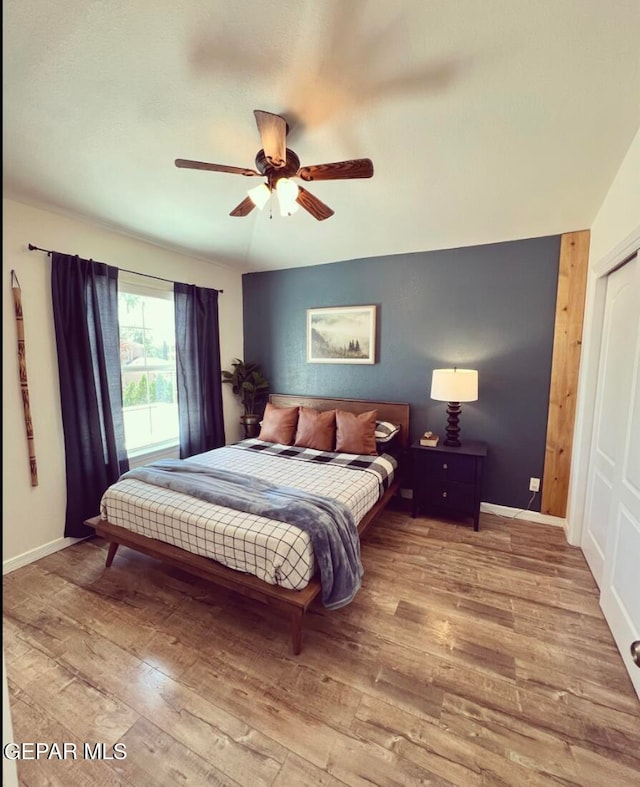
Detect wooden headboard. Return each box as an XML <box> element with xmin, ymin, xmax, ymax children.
<box><xmin>269</xmin><ymin>394</ymin><xmax>411</xmax><ymax>450</ymax></box>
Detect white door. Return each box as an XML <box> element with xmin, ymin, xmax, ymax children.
<box><xmin>582</xmin><ymin>254</ymin><xmax>640</xmax><ymax>696</ymax></box>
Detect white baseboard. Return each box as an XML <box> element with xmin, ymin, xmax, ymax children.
<box><xmin>399</xmin><ymin>489</ymin><xmax>566</xmax><ymax>529</ymax></box>
<box><xmin>480</xmin><ymin>502</ymin><xmax>567</xmax><ymax>528</ymax></box>
<box><xmin>3</xmin><ymin>536</ymin><xmax>87</xmax><ymax>575</ymax></box>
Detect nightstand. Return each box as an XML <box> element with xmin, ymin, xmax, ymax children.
<box><xmin>411</xmin><ymin>440</ymin><xmax>487</xmax><ymax>530</ymax></box>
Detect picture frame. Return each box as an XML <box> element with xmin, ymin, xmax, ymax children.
<box><xmin>307</xmin><ymin>305</ymin><xmax>377</xmax><ymax>364</ymax></box>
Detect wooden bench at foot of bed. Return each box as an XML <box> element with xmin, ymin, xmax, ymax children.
<box><xmin>85</xmin><ymin>476</ymin><xmax>399</xmax><ymax>655</ymax></box>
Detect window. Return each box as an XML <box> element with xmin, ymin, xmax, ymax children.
<box><xmin>118</xmin><ymin>274</ymin><xmax>179</xmax><ymax>459</ymax></box>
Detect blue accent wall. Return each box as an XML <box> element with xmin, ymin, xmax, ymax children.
<box><xmin>242</xmin><ymin>235</ymin><xmax>561</xmax><ymax>510</ymax></box>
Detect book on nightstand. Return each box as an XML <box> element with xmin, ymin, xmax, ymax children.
<box><xmin>420</xmin><ymin>431</ymin><xmax>439</xmax><ymax>447</ymax></box>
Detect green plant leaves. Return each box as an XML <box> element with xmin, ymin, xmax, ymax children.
<box><xmin>221</xmin><ymin>359</ymin><xmax>270</xmax><ymax>415</ymax></box>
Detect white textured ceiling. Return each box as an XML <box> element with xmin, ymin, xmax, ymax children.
<box><xmin>3</xmin><ymin>0</ymin><xmax>640</xmax><ymax>272</ymax></box>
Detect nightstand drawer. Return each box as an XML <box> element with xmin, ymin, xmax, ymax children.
<box><xmin>420</xmin><ymin>452</ymin><xmax>476</xmax><ymax>483</ymax></box>
<box><xmin>423</xmin><ymin>480</ymin><xmax>476</xmax><ymax>513</ymax></box>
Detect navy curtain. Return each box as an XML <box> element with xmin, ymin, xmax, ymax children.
<box><xmin>174</xmin><ymin>283</ymin><xmax>225</xmax><ymax>457</ymax></box>
<box><xmin>51</xmin><ymin>253</ymin><xmax>129</xmax><ymax>538</ymax></box>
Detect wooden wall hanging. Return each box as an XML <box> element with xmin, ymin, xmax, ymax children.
<box><xmin>11</xmin><ymin>270</ymin><xmax>39</xmax><ymax>486</ymax></box>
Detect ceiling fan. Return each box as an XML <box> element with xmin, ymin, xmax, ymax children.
<box><xmin>175</xmin><ymin>110</ymin><xmax>374</xmax><ymax>221</ymax></box>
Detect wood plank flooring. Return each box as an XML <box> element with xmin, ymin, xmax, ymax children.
<box><xmin>4</xmin><ymin>502</ymin><xmax>640</xmax><ymax>786</ymax></box>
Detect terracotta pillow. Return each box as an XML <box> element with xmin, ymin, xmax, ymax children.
<box><xmin>294</xmin><ymin>407</ymin><xmax>336</xmax><ymax>452</ymax></box>
<box><xmin>335</xmin><ymin>409</ymin><xmax>378</xmax><ymax>455</ymax></box>
<box><xmin>258</xmin><ymin>403</ymin><xmax>299</xmax><ymax>445</ymax></box>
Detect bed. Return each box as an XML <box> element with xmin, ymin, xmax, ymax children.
<box><xmin>85</xmin><ymin>394</ymin><xmax>410</xmax><ymax>653</ymax></box>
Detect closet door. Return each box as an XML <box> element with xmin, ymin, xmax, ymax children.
<box><xmin>582</xmin><ymin>253</ymin><xmax>639</xmax><ymax>696</ymax></box>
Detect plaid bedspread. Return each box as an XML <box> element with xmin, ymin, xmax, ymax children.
<box><xmin>233</xmin><ymin>439</ymin><xmax>396</xmax><ymax>496</ymax></box>
<box><xmin>100</xmin><ymin>440</ymin><xmax>397</xmax><ymax>593</ymax></box>
<box><xmin>119</xmin><ymin>459</ymin><xmax>364</xmax><ymax>609</ymax></box>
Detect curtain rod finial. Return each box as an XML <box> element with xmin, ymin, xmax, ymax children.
<box><xmin>28</xmin><ymin>243</ymin><xmax>53</xmax><ymax>256</ymax></box>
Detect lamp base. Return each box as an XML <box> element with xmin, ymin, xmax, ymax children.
<box><xmin>443</xmin><ymin>402</ymin><xmax>461</xmax><ymax>447</ymax></box>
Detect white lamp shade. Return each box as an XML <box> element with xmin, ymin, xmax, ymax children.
<box><xmin>247</xmin><ymin>183</ymin><xmax>271</xmax><ymax>210</ymax></box>
<box><xmin>276</xmin><ymin>177</ymin><xmax>299</xmax><ymax>215</ymax></box>
<box><xmin>431</xmin><ymin>368</ymin><xmax>478</xmax><ymax>402</ymax></box>
<box><xmin>281</xmin><ymin>199</ymin><xmax>299</xmax><ymax>215</ymax></box>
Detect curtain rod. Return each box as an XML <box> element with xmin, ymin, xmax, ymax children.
<box><xmin>27</xmin><ymin>243</ymin><xmax>224</xmax><ymax>293</ymax></box>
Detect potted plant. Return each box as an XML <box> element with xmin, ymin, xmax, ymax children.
<box><xmin>222</xmin><ymin>358</ymin><xmax>270</xmax><ymax>438</ymax></box>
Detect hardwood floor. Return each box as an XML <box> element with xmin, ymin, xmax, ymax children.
<box><xmin>4</xmin><ymin>503</ymin><xmax>640</xmax><ymax>786</ymax></box>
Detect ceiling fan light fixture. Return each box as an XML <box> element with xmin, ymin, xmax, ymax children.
<box><xmin>281</xmin><ymin>200</ymin><xmax>300</xmax><ymax>217</ymax></box>
<box><xmin>276</xmin><ymin>177</ymin><xmax>299</xmax><ymax>216</ymax></box>
<box><xmin>247</xmin><ymin>182</ymin><xmax>271</xmax><ymax>210</ymax></box>
<box><xmin>176</xmin><ymin>110</ymin><xmax>373</xmax><ymax>221</ymax></box>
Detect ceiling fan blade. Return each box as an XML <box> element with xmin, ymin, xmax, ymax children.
<box><xmin>297</xmin><ymin>158</ymin><xmax>374</xmax><ymax>182</ymax></box>
<box><xmin>229</xmin><ymin>196</ymin><xmax>256</xmax><ymax>217</ymax></box>
<box><xmin>254</xmin><ymin>110</ymin><xmax>287</xmax><ymax>169</ymax></box>
<box><xmin>296</xmin><ymin>186</ymin><xmax>334</xmax><ymax>221</ymax></box>
<box><xmin>175</xmin><ymin>158</ymin><xmax>259</xmax><ymax>177</ymax></box>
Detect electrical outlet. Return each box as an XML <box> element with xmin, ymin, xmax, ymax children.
<box><xmin>529</xmin><ymin>477</ymin><xmax>540</xmax><ymax>493</ymax></box>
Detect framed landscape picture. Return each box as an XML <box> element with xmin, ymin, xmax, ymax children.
<box><xmin>307</xmin><ymin>305</ymin><xmax>377</xmax><ymax>364</ymax></box>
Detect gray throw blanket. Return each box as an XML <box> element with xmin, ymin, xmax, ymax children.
<box><xmin>120</xmin><ymin>459</ymin><xmax>363</xmax><ymax>609</ymax></box>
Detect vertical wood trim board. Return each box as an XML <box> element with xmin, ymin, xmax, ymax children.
<box><xmin>542</xmin><ymin>230</ymin><xmax>590</xmax><ymax>516</ymax></box>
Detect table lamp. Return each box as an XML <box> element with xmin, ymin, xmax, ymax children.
<box><xmin>430</xmin><ymin>368</ymin><xmax>478</xmax><ymax>447</ymax></box>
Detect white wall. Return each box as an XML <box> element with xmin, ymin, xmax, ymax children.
<box><xmin>2</xmin><ymin>198</ymin><xmax>245</xmax><ymax>565</ymax></box>
<box><xmin>567</xmin><ymin>128</ymin><xmax>640</xmax><ymax>544</ymax></box>
<box><xmin>589</xmin><ymin>127</ymin><xmax>640</xmax><ymax>264</ymax></box>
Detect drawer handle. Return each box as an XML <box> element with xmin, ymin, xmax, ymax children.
<box><xmin>442</xmin><ymin>491</ymin><xmax>447</xmax><ymax>498</ymax></box>
<box><xmin>443</xmin><ymin>463</ymin><xmax>448</xmax><ymax>470</ymax></box>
